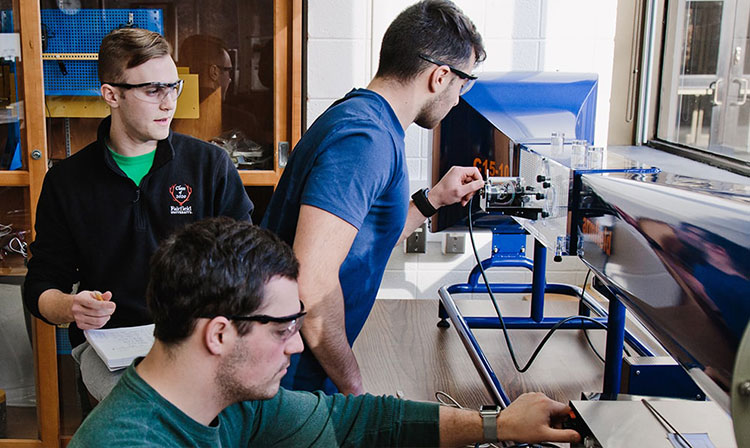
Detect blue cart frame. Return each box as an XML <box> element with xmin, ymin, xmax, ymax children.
<box><xmin>437</xmin><ymin>227</ymin><xmax>654</xmax><ymax>407</ymax></box>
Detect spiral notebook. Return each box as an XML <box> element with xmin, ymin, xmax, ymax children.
<box><xmin>84</xmin><ymin>324</ymin><xmax>155</xmax><ymax>371</ymax></box>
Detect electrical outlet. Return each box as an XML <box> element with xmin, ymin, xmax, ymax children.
<box><xmin>443</xmin><ymin>233</ymin><xmax>465</xmax><ymax>254</ymax></box>
<box><xmin>405</xmin><ymin>223</ymin><xmax>427</xmax><ymax>253</ymax></box>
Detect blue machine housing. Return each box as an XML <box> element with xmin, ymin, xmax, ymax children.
<box><xmin>462</xmin><ymin>71</ymin><xmax>597</xmax><ymax>145</ymax></box>
<box><xmin>433</xmin><ymin>72</ymin><xmax>598</xmax><ymax>233</ymax></box>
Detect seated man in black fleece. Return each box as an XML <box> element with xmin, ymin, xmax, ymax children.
<box><xmin>23</xmin><ymin>28</ymin><xmax>253</xmax><ymax>401</ymax></box>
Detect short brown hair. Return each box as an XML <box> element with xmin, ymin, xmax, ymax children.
<box><xmin>376</xmin><ymin>0</ymin><xmax>485</xmax><ymax>82</ymax></box>
<box><xmin>147</xmin><ymin>217</ymin><xmax>300</xmax><ymax>345</ymax></box>
<box><xmin>98</xmin><ymin>28</ymin><xmax>172</xmax><ymax>84</ymax></box>
<box><xmin>179</xmin><ymin>34</ymin><xmax>229</xmax><ymax>74</ymax></box>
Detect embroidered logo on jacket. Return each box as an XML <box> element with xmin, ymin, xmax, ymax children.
<box><xmin>169</xmin><ymin>184</ymin><xmax>193</xmax><ymax>215</ymax></box>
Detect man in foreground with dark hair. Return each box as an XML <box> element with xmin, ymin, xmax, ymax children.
<box><xmin>23</xmin><ymin>27</ymin><xmax>253</xmax><ymax>401</ymax></box>
<box><xmin>69</xmin><ymin>217</ymin><xmax>580</xmax><ymax>447</ymax></box>
<box><xmin>263</xmin><ymin>0</ymin><xmax>486</xmax><ymax>397</ymax></box>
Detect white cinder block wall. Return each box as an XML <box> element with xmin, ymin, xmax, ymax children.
<box><xmin>306</xmin><ymin>0</ymin><xmax>619</xmax><ymax>299</ymax></box>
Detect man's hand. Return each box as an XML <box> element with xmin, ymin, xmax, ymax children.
<box><xmin>70</xmin><ymin>290</ymin><xmax>116</xmax><ymax>330</ymax></box>
<box><xmin>497</xmin><ymin>392</ymin><xmax>581</xmax><ymax>444</ymax></box>
<box><xmin>438</xmin><ymin>392</ymin><xmax>581</xmax><ymax>446</ymax></box>
<box><xmin>428</xmin><ymin>166</ymin><xmax>484</xmax><ymax>208</ymax></box>
<box><xmin>397</xmin><ymin>165</ymin><xmax>485</xmax><ymax>246</ymax></box>
<box><xmin>39</xmin><ymin>288</ymin><xmax>116</xmax><ymax>327</ymax></box>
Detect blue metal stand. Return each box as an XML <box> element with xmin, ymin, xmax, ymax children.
<box><xmin>602</xmin><ymin>294</ymin><xmax>627</xmax><ymax>400</ymax></box>
<box><xmin>437</xmin><ymin>225</ymin><xmax>653</xmax><ymax>406</ymax></box>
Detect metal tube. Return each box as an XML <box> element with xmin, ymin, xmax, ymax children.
<box><xmin>448</xmin><ymin>283</ymin><xmax>532</xmax><ymax>294</ymax></box>
<box><xmin>531</xmin><ymin>239</ymin><xmax>546</xmax><ymax>322</ymax></box>
<box><xmin>467</xmin><ymin>258</ymin><xmax>533</xmax><ymax>287</ymax></box>
<box><xmin>603</xmin><ymin>297</ymin><xmax>627</xmax><ymax>399</ymax></box>
<box><xmin>464</xmin><ymin>316</ymin><xmax>607</xmax><ymax>330</ymax></box>
<box><xmin>438</xmin><ymin>286</ymin><xmax>511</xmax><ymax>407</ymax></box>
<box><xmin>636</xmin><ymin>0</ymin><xmax>659</xmax><ymax>145</ymax></box>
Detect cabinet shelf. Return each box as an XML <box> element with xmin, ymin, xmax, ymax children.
<box><xmin>239</xmin><ymin>170</ymin><xmax>281</xmax><ymax>186</ymax></box>
<box><xmin>0</xmin><ymin>266</ymin><xmax>27</xmax><ymax>279</ymax></box>
<box><xmin>0</xmin><ymin>170</ymin><xmax>30</xmax><ymax>187</ymax></box>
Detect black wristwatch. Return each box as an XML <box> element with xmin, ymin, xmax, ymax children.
<box><xmin>479</xmin><ymin>405</ymin><xmax>501</xmax><ymax>443</ymax></box>
<box><xmin>411</xmin><ymin>188</ymin><xmax>438</xmax><ymax>217</ymax></box>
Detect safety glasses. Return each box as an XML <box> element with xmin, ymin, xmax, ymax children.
<box><xmin>220</xmin><ymin>300</ymin><xmax>307</xmax><ymax>342</ymax></box>
<box><xmin>104</xmin><ymin>79</ymin><xmax>184</xmax><ymax>104</ymax></box>
<box><xmin>418</xmin><ymin>53</ymin><xmax>477</xmax><ymax>95</ymax></box>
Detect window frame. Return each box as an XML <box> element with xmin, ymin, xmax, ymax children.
<box><xmin>636</xmin><ymin>0</ymin><xmax>750</xmax><ymax>177</ymax></box>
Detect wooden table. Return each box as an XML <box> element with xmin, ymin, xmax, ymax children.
<box><xmin>354</xmin><ymin>297</ymin><xmax>613</xmax><ymax>409</ymax></box>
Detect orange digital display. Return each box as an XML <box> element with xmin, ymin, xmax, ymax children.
<box><xmin>473</xmin><ymin>157</ymin><xmax>510</xmax><ymax>177</ymax></box>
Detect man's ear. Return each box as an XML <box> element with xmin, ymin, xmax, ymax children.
<box><xmin>426</xmin><ymin>65</ymin><xmax>451</xmax><ymax>94</ymax></box>
<box><xmin>204</xmin><ymin>316</ymin><xmax>235</xmax><ymax>356</ymax></box>
<box><xmin>100</xmin><ymin>84</ymin><xmax>120</xmax><ymax>109</ymax></box>
<box><xmin>209</xmin><ymin>64</ymin><xmax>220</xmax><ymax>83</ymax></box>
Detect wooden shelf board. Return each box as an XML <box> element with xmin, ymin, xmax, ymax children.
<box><xmin>239</xmin><ymin>170</ymin><xmax>280</xmax><ymax>186</ymax></box>
<box><xmin>0</xmin><ymin>170</ymin><xmax>30</xmax><ymax>187</ymax></box>
<box><xmin>0</xmin><ymin>440</ymin><xmax>42</xmax><ymax>447</ymax></box>
<box><xmin>0</xmin><ymin>266</ymin><xmax>28</xmax><ymax>277</ymax></box>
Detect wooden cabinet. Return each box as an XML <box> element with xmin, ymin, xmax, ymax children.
<box><xmin>0</xmin><ymin>1</ymin><xmax>300</xmax><ymax>445</ymax></box>
<box><xmin>0</xmin><ymin>1</ymin><xmax>58</xmax><ymax>446</ymax></box>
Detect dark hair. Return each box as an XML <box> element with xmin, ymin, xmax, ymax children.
<box><xmin>147</xmin><ymin>217</ymin><xmax>299</xmax><ymax>345</ymax></box>
<box><xmin>178</xmin><ymin>34</ymin><xmax>229</xmax><ymax>75</ymax></box>
<box><xmin>375</xmin><ymin>0</ymin><xmax>485</xmax><ymax>82</ymax></box>
<box><xmin>98</xmin><ymin>28</ymin><xmax>172</xmax><ymax>84</ymax></box>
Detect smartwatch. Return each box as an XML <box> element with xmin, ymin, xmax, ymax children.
<box><xmin>479</xmin><ymin>405</ymin><xmax>501</xmax><ymax>443</ymax></box>
<box><xmin>411</xmin><ymin>188</ymin><xmax>438</xmax><ymax>217</ymax></box>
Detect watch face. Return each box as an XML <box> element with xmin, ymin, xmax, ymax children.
<box><xmin>57</xmin><ymin>0</ymin><xmax>81</xmax><ymax>15</ymax></box>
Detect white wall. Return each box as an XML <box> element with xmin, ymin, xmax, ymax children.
<box><xmin>306</xmin><ymin>0</ymin><xmax>619</xmax><ymax>299</ymax></box>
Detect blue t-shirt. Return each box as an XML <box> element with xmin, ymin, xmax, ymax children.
<box><xmin>262</xmin><ymin>89</ymin><xmax>409</xmax><ymax>393</ymax></box>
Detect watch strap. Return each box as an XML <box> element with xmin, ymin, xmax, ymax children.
<box><xmin>411</xmin><ymin>188</ymin><xmax>438</xmax><ymax>217</ymax></box>
<box><xmin>480</xmin><ymin>405</ymin><xmax>501</xmax><ymax>443</ymax></box>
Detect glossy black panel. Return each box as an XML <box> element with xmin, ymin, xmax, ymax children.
<box><xmin>579</xmin><ymin>172</ymin><xmax>750</xmax><ymax>390</ymax></box>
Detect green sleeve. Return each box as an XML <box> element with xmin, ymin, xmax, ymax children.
<box><xmin>242</xmin><ymin>388</ymin><xmax>440</xmax><ymax>447</ymax></box>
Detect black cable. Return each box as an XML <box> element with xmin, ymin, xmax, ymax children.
<box><xmin>579</xmin><ymin>270</ymin><xmax>605</xmax><ymax>362</ymax></box>
<box><xmin>503</xmin><ymin>443</ymin><xmax>563</xmax><ymax>448</ymax></box>
<box><xmin>578</xmin><ymin>268</ymin><xmax>632</xmax><ymax>359</ymax></box>
<box><xmin>468</xmin><ymin>197</ymin><xmax>609</xmax><ymax>373</ymax></box>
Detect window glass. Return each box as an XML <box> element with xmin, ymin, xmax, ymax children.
<box><xmin>657</xmin><ymin>0</ymin><xmax>750</xmax><ymax>164</ymax></box>
<box><xmin>40</xmin><ymin>0</ymin><xmax>275</xmax><ymax>171</ymax></box>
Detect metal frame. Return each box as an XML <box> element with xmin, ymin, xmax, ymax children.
<box><xmin>437</xmin><ymin>228</ymin><xmax>654</xmax><ymax>407</ymax></box>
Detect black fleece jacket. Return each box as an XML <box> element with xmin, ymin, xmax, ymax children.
<box><xmin>24</xmin><ymin>117</ymin><xmax>253</xmax><ymax>347</ymax></box>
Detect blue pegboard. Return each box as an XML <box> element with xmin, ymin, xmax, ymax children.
<box><xmin>2</xmin><ymin>9</ymin><xmax>163</xmax><ymax>96</ymax></box>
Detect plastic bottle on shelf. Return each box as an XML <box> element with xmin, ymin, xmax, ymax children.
<box><xmin>550</xmin><ymin>131</ymin><xmax>564</xmax><ymax>156</ymax></box>
<box><xmin>571</xmin><ymin>139</ymin><xmax>588</xmax><ymax>169</ymax></box>
<box><xmin>587</xmin><ymin>146</ymin><xmax>604</xmax><ymax>170</ymax></box>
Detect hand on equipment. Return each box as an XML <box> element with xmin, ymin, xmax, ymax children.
<box><xmin>498</xmin><ymin>392</ymin><xmax>582</xmax><ymax>444</ymax></box>
<box><xmin>429</xmin><ymin>166</ymin><xmax>484</xmax><ymax>208</ymax></box>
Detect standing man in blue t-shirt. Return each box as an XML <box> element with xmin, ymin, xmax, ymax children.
<box><xmin>262</xmin><ymin>0</ymin><xmax>485</xmax><ymax>395</ymax></box>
